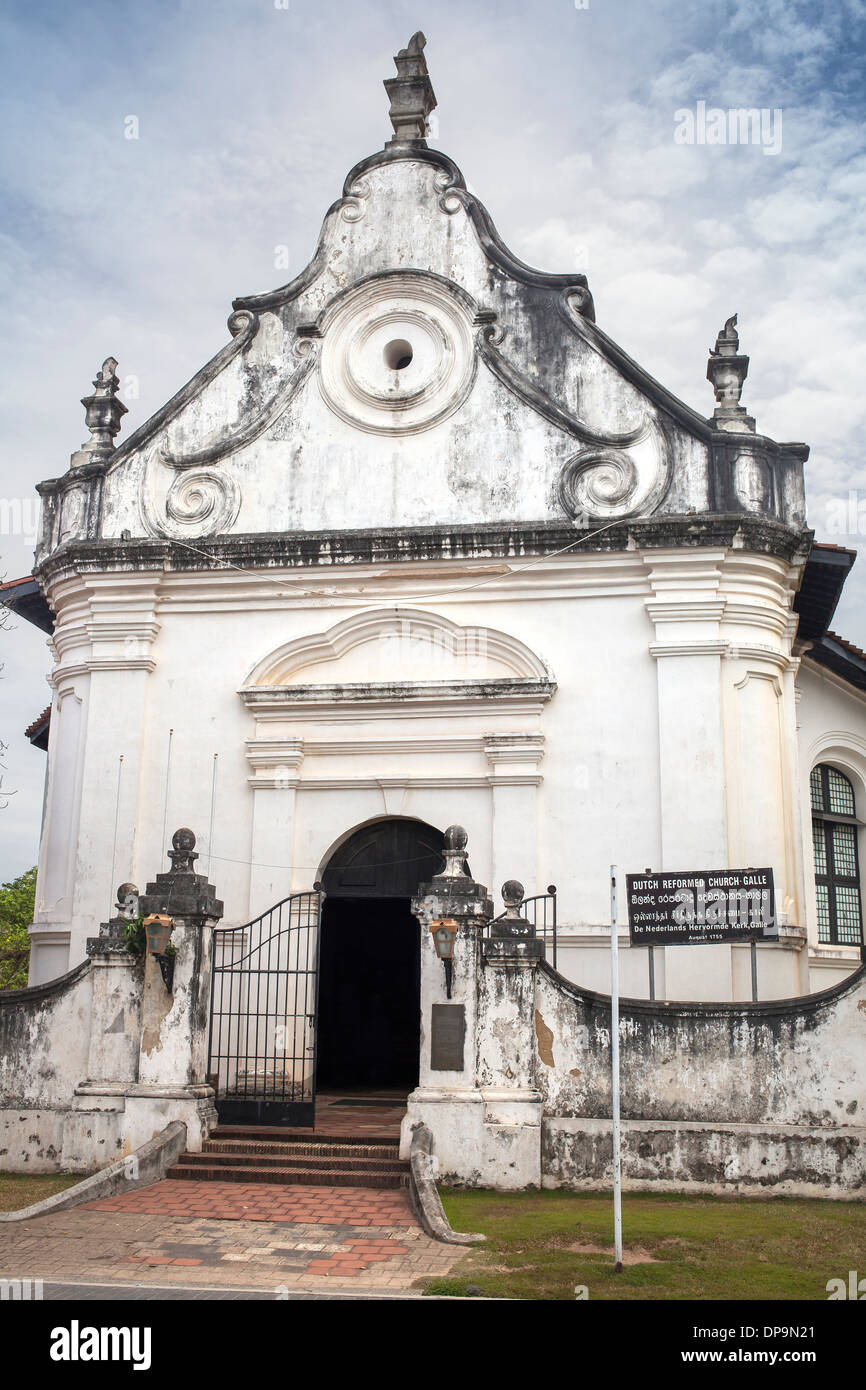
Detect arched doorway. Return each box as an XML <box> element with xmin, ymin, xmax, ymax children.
<box><xmin>316</xmin><ymin>818</ymin><xmax>445</xmax><ymax>1091</ymax></box>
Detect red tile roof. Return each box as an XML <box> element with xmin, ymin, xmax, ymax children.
<box><xmin>825</xmin><ymin>630</ymin><xmax>866</xmax><ymax>663</ymax></box>
<box><xmin>24</xmin><ymin>706</ymin><xmax>51</xmax><ymax>740</ymax></box>
<box><xmin>811</xmin><ymin>542</ymin><xmax>858</xmax><ymax>558</ymax></box>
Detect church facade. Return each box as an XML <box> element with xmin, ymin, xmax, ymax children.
<box><xmin>14</xmin><ymin>31</ymin><xmax>866</xmax><ymax>1040</ymax></box>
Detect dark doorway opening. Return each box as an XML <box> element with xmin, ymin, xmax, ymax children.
<box><xmin>317</xmin><ymin>818</ymin><xmax>445</xmax><ymax>1093</ymax></box>
<box><xmin>317</xmin><ymin>897</ymin><xmax>420</xmax><ymax>1089</ymax></box>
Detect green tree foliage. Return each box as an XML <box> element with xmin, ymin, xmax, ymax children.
<box><xmin>0</xmin><ymin>866</ymin><xmax>36</xmax><ymax>989</ymax></box>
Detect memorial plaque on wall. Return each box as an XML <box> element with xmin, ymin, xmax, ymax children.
<box><xmin>430</xmin><ymin>1003</ymin><xmax>466</xmax><ymax>1071</ymax></box>
<box><xmin>626</xmin><ymin>869</ymin><xmax>777</xmax><ymax>945</ymax></box>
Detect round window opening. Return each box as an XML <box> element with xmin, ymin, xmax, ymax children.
<box><xmin>383</xmin><ymin>338</ymin><xmax>413</xmax><ymax>371</ymax></box>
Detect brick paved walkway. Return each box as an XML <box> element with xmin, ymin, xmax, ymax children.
<box><xmin>83</xmin><ymin>1179</ymin><xmax>415</xmax><ymax>1225</ymax></box>
<box><xmin>0</xmin><ymin>1182</ymin><xmax>462</xmax><ymax>1293</ymax></box>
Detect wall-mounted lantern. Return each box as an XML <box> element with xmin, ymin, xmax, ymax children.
<box><xmin>143</xmin><ymin>913</ymin><xmax>175</xmax><ymax>991</ymax></box>
<box><xmin>143</xmin><ymin>913</ymin><xmax>173</xmax><ymax>954</ymax></box>
<box><xmin>430</xmin><ymin>917</ymin><xmax>459</xmax><ymax>997</ymax></box>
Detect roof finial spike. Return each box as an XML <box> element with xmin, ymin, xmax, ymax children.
<box><xmin>706</xmin><ymin>313</ymin><xmax>755</xmax><ymax>433</ymax></box>
<box><xmin>384</xmin><ymin>31</ymin><xmax>437</xmax><ymax>145</ymax></box>
<box><xmin>69</xmin><ymin>356</ymin><xmax>128</xmax><ymax>469</ymax></box>
<box><xmin>712</xmin><ymin>314</ymin><xmax>740</xmax><ymax>356</ymax></box>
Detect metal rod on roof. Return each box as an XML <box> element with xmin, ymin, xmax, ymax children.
<box><xmin>161</xmin><ymin>729</ymin><xmax>174</xmax><ymax>860</ymax></box>
<box><xmin>108</xmin><ymin>754</ymin><xmax>124</xmax><ymax>919</ymax></box>
<box><xmin>207</xmin><ymin>754</ymin><xmax>218</xmax><ymax>875</ymax></box>
<box><xmin>610</xmin><ymin>863</ymin><xmax>623</xmax><ymax>1274</ymax></box>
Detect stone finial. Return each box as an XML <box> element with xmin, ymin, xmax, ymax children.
<box><xmin>491</xmin><ymin>879</ymin><xmax>534</xmax><ymax>939</ymax></box>
<box><xmin>501</xmin><ymin>880</ymin><xmax>525</xmax><ymax>916</ymax></box>
<box><xmin>115</xmin><ymin>882</ymin><xmax>140</xmax><ymax>921</ymax></box>
<box><xmin>70</xmin><ymin>357</ymin><xmax>128</xmax><ymax>468</ymax></box>
<box><xmin>706</xmin><ymin>314</ymin><xmax>755</xmax><ymax>433</ymax></box>
<box><xmin>440</xmin><ymin>824</ymin><xmax>469</xmax><ymax>878</ymax></box>
<box><xmin>384</xmin><ymin>31</ymin><xmax>437</xmax><ymax>144</ymax></box>
<box><xmin>168</xmin><ymin>827</ymin><xmax>198</xmax><ymax>874</ymax></box>
<box><xmin>93</xmin><ymin>879</ymin><xmax>140</xmax><ymax>943</ymax></box>
<box><xmin>712</xmin><ymin>314</ymin><xmax>740</xmax><ymax>356</ymax></box>
<box><xmin>412</xmin><ymin>822</ymin><xmax>493</xmax><ymax>924</ymax></box>
<box><xmin>138</xmin><ymin>826</ymin><xmax>223</xmax><ymax>922</ymax></box>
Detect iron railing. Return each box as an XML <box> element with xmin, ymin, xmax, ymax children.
<box><xmin>489</xmin><ymin>885</ymin><xmax>558</xmax><ymax>969</ymax></box>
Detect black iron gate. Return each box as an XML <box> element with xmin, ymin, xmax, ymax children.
<box><xmin>207</xmin><ymin>888</ymin><xmax>324</xmax><ymax>1126</ymax></box>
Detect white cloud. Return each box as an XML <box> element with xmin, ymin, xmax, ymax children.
<box><xmin>0</xmin><ymin>0</ymin><xmax>864</xmax><ymax>876</ymax></box>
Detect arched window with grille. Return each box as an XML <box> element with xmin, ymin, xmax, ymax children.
<box><xmin>810</xmin><ymin>764</ymin><xmax>863</xmax><ymax>946</ymax></box>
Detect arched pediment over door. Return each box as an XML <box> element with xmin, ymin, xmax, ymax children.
<box><xmin>241</xmin><ymin>606</ymin><xmax>554</xmax><ymax>688</ymax></box>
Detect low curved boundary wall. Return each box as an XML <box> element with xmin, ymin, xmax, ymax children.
<box><xmin>535</xmin><ymin>962</ymin><xmax>866</xmax><ymax>1195</ymax></box>
<box><xmin>0</xmin><ymin>962</ymin><xmax>94</xmax><ymax>1172</ymax></box>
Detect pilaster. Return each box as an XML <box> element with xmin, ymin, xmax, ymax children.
<box><xmin>484</xmin><ymin>732</ymin><xmax>543</xmax><ymax>892</ymax></box>
<box><xmin>35</xmin><ymin>569</ymin><xmax>162</xmax><ymax>968</ymax></box>
<box><xmin>245</xmin><ymin>738</ymin><xmax>304</xmax><ymax>914</ymax></box>
<box><xmin>645</xmin><ymin>553</ymin><xmax>730</xmax><ymax>999</ymax></box>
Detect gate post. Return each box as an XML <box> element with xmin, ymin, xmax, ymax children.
<box><xmin>62</xmin><ymin>887</ymin><xmax>146</xmax><ymax>1168</ymax></box>
<box><xmin>124</xmin><ymin>828</ymin><xmax>224</xmax><ymax>1152</ymax></box>
<box><xmin>476</xmin><ymin>880</ymin><xmax>545</xmax><ymax>1188</ymax></box>
<box><xmin>402</xmin><ymin>825</ymin><xmax>493</xmax><ymax>1180</ymax></box>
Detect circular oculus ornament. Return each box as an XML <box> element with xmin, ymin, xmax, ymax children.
<box><xmin>317</xmin><ymin>276</ymin><xmax>476</xmax><ymax>434</ymax></box>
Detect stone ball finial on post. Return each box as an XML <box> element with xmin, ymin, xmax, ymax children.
<box><xmin>138</xmin><ymin>828</ymin><xmax>223</xmax><ymax>923</ymax></box>
<box><xmin>168</xmin><ymin>827</ymin><xmax>198</xmax><ymax>874</ymax></box>
<box><xmin>491</xmin><ymin>879</ymin><xmax>535</xmax><ymax>940</ymax></box>
<box><xmin>441</xmin><ymin>824</ymin><xmax>469</xmax><ymax>878</ymax></box>
<box><xmin>115</xmin><ymin>882</ymin><xmax>140</xmax><ymax>921</ymax></box>
<box><xmin>89</xmin><ymin>880</ymin><xmax>140</xmax><ymax>948</ymax></box>
<box><xmin>412</xmin><ymin>823</ymin><xmax>492</xmax><ymax>924</ymax></box>
<box><xmin>502</xmin><ymin>880</ymin><xmax>525</xmax><ymax>913</ymax></box>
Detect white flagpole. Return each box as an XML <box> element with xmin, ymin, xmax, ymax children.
<box><xmin>610</xmin><ymin>863</ymin><xmax>623</xmax><ymax>1273</ymax></box>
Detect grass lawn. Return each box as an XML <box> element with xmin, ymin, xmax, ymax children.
<box><xmin>425</xmin><ymin>1188</ymin><xmax>866</xmax><ymax>1300</ymax></box>
<box><xmin>0</xmin><ymin>1172</ymin><xmax>82</xmax><ymax>1213</ymax></box>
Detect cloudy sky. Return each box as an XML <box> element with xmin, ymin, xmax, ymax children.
<box><xmin>1</xmin><ymin>0</ymin><xmax>864</xmax><ymax>880</ymax></box>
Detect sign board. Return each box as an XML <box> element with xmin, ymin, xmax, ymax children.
<box><xmin>430</xmin><ymin>1003</ymin><xmax>466</xmax><ymax>1071</ymax></box>
<box><xmin>626</xmin><ymin>869</ymin><xmax>777</xmax><ymax>946</ymax></box>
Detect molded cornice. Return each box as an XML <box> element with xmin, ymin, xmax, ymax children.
<box><xmin>34</xmin><ymin>515</ymin><xmax>812</xmax><ymax>587</ymax></box>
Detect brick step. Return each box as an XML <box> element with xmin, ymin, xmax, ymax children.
<box><xmin>202</xmin><ymin>1139</ymin><xmax>401</xmax><ymax>1161</ymax></box>
<box><xmin>181</xmin><ymin>1150</ymin><xmax>407</xmax><ymax>1175</ymax></box>
<box><xmin>209</xmin><ymin>1126</ymin><xmax>400</xmax><ymax>1146</ymax></box>
<box><xmin>166</xmin><ymin>1163</ymin><xmax>410</xmax><ymax>1190</ymax></box>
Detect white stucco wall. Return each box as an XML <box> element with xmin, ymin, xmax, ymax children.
<box><xmin>29</xmin><ymin>539</ymin><xmax>848</xmax><ymax>1007</ymax></box>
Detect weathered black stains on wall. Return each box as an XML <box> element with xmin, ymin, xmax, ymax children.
<box><xmin>0</xmin><ymin>961</ymin><xmax>91</xmax><ymax>1105</ymax></box>
<box><xmin>541</xmin><ymin>1120</ymin><xmax>866</xmax><ymax>1192</ymax></box>
<box><xmin>535</xmin><ymin>962</ymin><xmax>866</xmax><ymax>1128</ymax></box>
<box><xmin>36</xmin><ymin>514</ymin><xmax>809</xmax><ymax>588</ymax></box>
